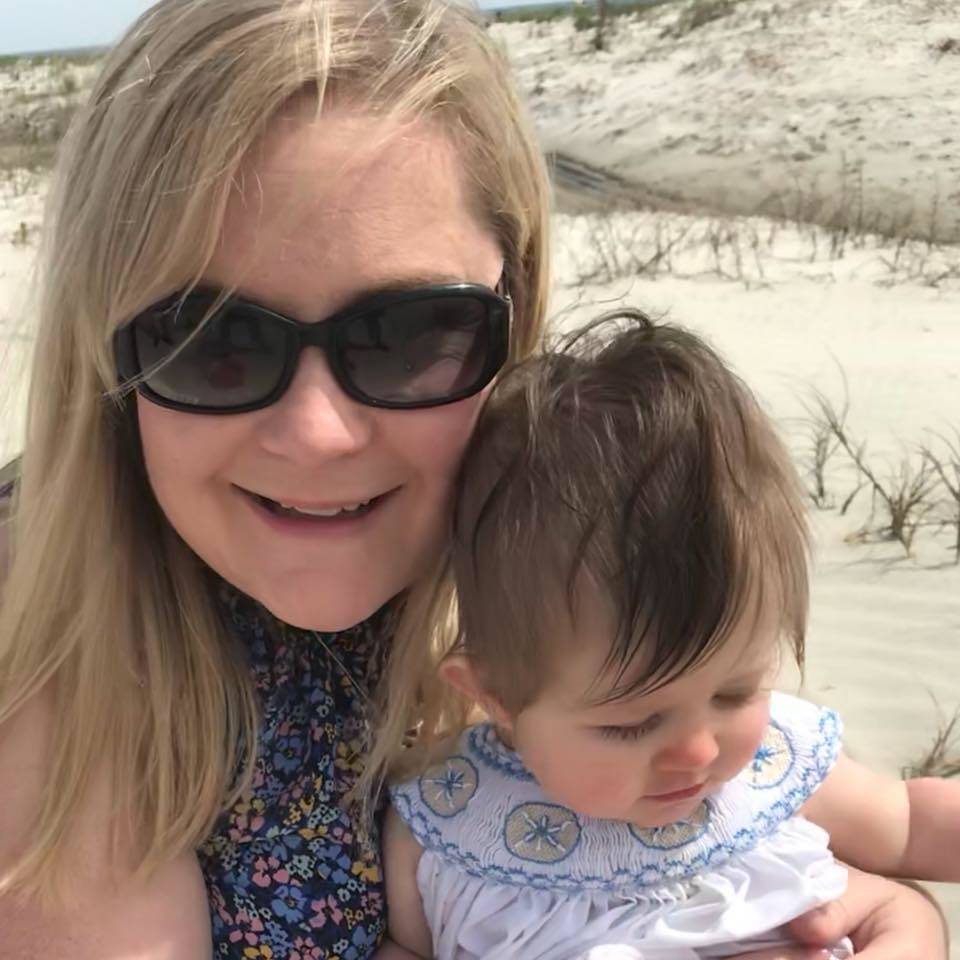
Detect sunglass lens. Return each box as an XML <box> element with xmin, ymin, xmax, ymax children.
<box><xmin>339</xmin><ymin>296</ymin><xmax>498</xmax><ymax>405</ymax></box>
<box><xmin>134</xmin><ymin>298</ymin><xmax>290</xmax><ymax>409</ymax></box>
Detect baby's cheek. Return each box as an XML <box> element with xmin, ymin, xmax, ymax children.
<box><xmin>726</xmin><ymin>705</ymin><xmax>773</xmax><ymax>774</ymax></box>
<box><xmin>546</xmin><ymin>751</ymin><xmax>637</xmax><ymax>817</ymax></box>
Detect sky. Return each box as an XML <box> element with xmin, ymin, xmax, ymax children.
<box><xmin>0</xmin><ymin>0</ymin><xmax>160</xmax><ymax>56</ymax></box>
<box><xmin>0</xmin><ymin>0</ymin><xmax>544</xmax><ymax>57</ymax></box>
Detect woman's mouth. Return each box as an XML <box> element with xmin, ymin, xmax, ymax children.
<box><xmin>238</xmin><ymin>486</ymin><xmax>397</xmax><ymax>533</ymax></box>
<box><xmin>252</xmin><ymin>494</ymin><xmax>379</xmax><ymax>519</ymax></box>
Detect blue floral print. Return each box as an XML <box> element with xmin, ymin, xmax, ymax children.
<box><xmin>199</xmin><ymin>582</ymin><xmax>392</xmax><ymax>959</ymax></box>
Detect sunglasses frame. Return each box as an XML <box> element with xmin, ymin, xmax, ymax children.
<box><xmin>115</xmin><ymin>282</ymin><xmax>513</xmax><ymax>414</ymax></box>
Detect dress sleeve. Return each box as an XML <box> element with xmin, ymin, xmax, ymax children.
<box><xmin>742</xmin><ymin>691</ymin><xmax>843</xmax><ymax>809</ymax></box>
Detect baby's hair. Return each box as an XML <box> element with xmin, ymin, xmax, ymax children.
<box><xmin>452</xmin><ymin>310</ymin><xmax>809</xmax><ymax>713</ymax></box>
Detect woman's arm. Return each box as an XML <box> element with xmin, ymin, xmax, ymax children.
<box><xmin>1</xmin><ymin>507</ymin><xmax>212</xmax><ymax>957</ymax></box>
<box><xmin>731</xmin><ymin>870</ymin><xmax>948</xmax><ymax>960</ymax></box>
<box><xmin>802</xmin><ymin>752</ymin><xmax>960</xmax><ymax>881</ymax></box>
<box><xmin>0</xmin><ymin>689</ymin><xmax>213</xmax><ymax>959</ymax></box>
<box><xmin>1</xmin><ymin>853</ymin><xmax>213</xmax><ymax>960</ymax></box>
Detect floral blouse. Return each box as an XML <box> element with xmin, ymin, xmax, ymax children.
<box><xmin>199</xmin><ymin>582</ymin><xmax>391</xmax><ymax>959</ymax></box>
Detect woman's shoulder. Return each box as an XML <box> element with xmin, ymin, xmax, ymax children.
<box><xmin>0</xmin><ymin>686</ymin><xmax>213</xmax><ymax>954</ymax></box>
<box><xmin>0</xmin><ymin>457</ymin><xmax>216</xmax><ymax>954</ymax></box>
<box><xmin>0</xmin><ymin>687</ymin><xmax>54</xmax><ymax>869</ymax></box>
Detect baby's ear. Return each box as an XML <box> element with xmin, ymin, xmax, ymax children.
<box><xmin>439</xmin><ymin>653</ymin><xmax>514</xmax><ymax>730</ymax></box>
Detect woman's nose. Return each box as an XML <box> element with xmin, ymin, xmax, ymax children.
<box><xmin>256</xmin><ymin>348</ymin><xmax>374</xmax><ymax>461</ymax></box>
<box><xmin>655</xmin><ymin>724</ymin><xmax>721</xmax><ymax>773</ymax></box>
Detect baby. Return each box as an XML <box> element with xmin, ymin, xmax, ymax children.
<box><xmin>383</xmin><ymin>312</ymin><xmax>959</xmax><ymax>959</ymax></box>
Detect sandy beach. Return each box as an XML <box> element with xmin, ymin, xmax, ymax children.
<box><xmin>1</xmin><ymin>0</ymin><xmax>958</xmax><ymax>945</ymax></box>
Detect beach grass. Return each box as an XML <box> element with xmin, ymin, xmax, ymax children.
<box><xmin>905</xmin><ymin>707</ymin><xmax>960</xmax><ymax>779</ymax></box>
<box><xmin>0</xmin><ymin>49</ymin><xmax>104</xmax><ymax>69</ymax></box>
<box><xmin>492</xmin><ymin>0</ymin><xmax>670</xmax><ymax>24</ymax></box>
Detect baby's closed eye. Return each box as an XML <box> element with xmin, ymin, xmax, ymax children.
<box><xmin>594</xmin><ymin>714</ymin><xmax>663</xmax><ymax>741</ymax></box>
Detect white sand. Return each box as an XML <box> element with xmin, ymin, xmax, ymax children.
<box><xmin>1</xmin><ymin>0</ymin><xmax>958</xmax><ymax>944</ymax></box>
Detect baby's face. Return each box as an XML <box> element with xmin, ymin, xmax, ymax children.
<box><xmin>508</xmin><ymin>593</ymin><xmax>778</xmax><ymax>828</ymax></box>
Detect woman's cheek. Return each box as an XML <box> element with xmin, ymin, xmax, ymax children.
<box><xmin>391</xmin><ymin>391</ymin><xmax>484</xmax><ymax>464</ymax></box>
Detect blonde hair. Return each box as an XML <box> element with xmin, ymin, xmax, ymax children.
<box><xmin>0</xmin><ymin>0</ymin><xmax>550</xmax><ymax>897</ymax></box>
<box><xmin>451</xmin><ymin>314</ymin><xmax>808</xmax><ymax>712</ymax></box>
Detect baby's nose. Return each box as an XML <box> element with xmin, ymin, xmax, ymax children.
<box><xmin>655</xmin><ymin>725</ymin><xmax>720</xmax><ymax>773</ymax></box>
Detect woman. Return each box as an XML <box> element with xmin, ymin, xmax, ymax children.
<box><xmin>0</xmin><ymin>0</ymin><xmax>948</xmax><ymax>957</ymax></box>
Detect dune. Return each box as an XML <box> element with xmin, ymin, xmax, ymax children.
<box><xmin>494</xmin><ymin>0</ymin><xmax>960</xmax><ymax>239</ymax></box>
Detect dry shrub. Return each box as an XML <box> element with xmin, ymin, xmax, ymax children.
<box><xmin>9</xmin><ymin>221</ymin><xmax>33</xmax><ymax>247</ymax></box>
<box><xmin>931</xmin><ymin>37</ymin><xmax>960</xmax><ymax>59</ymax></box>
<box><xmin>904</xmin><ymin>705</ymin><xmax>960</xmax><ymax>779</ymax></box>
<box><xmin>806</xmin><ymin>385</ymin><xmax>937</xmax><ymax>556</ymax></box>
<box><xmin>662</xmin><ymin>0</ymin><xmax>739</xmax><ymax>39</ymax></box>
<box><xmin>798</xmin><ymin>393</ymin><xmax>841</xmax><ymax>509</ymax></box>
<box><xmin>921</xmin><ymin>429</ymin><xmax>960</xmax><ymax>564</ymax></box>
<box><xmin>0</xmin><ymin>100</ymin><xmax>78</xmax><ymax>175</ymax></box>
<box><xmin>572</xmin><ymin>213</ymin><xmax>693</xmax><ymax>283</ymax></box>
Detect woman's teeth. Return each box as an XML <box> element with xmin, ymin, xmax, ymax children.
<box><xmin>258</xmin><ymin>495</ymin><xmax>375</xmax><ymax>518</ymax></box>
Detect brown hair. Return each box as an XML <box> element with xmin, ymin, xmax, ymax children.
<box><xmin>451</xmin><ymin>311</ymin><xmax>809</xmax><ymax>712</ymax></box>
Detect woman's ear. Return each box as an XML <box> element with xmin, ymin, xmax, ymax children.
<box><xmin>439</xmin><ymin>653</ymin><xmax>513</xmax><ymax>730</ymax></box>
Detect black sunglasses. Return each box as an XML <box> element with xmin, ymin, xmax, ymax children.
<box><xmin>114</xmin><ymin>282</ymin><xmax>512</xmax><ymax>413</ymax></box>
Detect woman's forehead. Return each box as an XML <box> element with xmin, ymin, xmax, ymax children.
<box><xmin>208</xmin><ymin>104</ymin><xmax>503</xmax><ymax>319</ymax></box>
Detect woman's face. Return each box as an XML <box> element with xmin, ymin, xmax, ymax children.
<box><xmin>138</xmin><ymin>104</ymin><xmax>504</xmax><ymax>630</ymax></box>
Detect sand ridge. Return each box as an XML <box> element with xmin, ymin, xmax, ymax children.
<box><xmin>496</xmin><ymin>0</ymin><xmax>960</xmax><ymax>238</ymax></box>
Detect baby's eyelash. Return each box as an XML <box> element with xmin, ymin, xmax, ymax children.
<box><xmin>596</xmin><ymin>715</ymin><xmax>662</xmax><ymax>742</ymax></box>
<box><xmin>712</xmin><ymin>690</ymin><xmax>759</xmax><ymax>708</ymax></box>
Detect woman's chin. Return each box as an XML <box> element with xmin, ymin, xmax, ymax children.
<box><xmin>256</xmin><ymin>588</ymin><xmax>391</xmax><ymax>632</ymax></box>
<box><xmin>201</xmin><ymin>546</ymin><xmax>409</xmax><ymax>630</ymax></box>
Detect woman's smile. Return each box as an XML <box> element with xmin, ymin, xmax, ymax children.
<box><xmin>241</xmin><ymin>484</ymin><xmax>398</xmax><ymax>535</ymax></box>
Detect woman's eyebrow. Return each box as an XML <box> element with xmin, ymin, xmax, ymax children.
<box><xmin>204</xmin><ymin>272</ymin><xmax>479</xmax><ymax>317</ymax></box>
<box><xmin>360</xmin><ymin>273</ymin><xmax>480</xmax><ymax>294</ymax></box>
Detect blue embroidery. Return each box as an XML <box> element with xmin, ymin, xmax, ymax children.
<box><xmin>469</xmin><ymin>724</ymin><xmax>536</xmax><ymax>781</ymax></box>
<box><xmin>392</xmin><ymin>788</ymin><xmax>755</xmax><ymax>892</ymax></box>
<box><xmin>630</xmin><ymin>801</ymin><xmax>711</xmax><ymax>850</ymax></box>
<box><xmin>744</xmin><ymin>721</ymin><xmax>795</xmax><ymax>789</ymax></box>
<box><xmin>418</xmin><ymin>756</ymin><xmax>479</xmax><ymax>819</ymax></box>
<box><xmin>504</xmin><ymin>802</ymin><xmax>582</xmax><ymax>864</ymax></box>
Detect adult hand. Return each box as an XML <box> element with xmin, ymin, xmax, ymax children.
<box><xmin>730</xmin><ymin>869</ymin><xmax>948</xmax><ymax>960</ymax></box>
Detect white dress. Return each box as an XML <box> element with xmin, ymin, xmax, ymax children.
<box><xmin>390</xmin><ymin>693</ymin><xmax>854</xmax><ymax>960</ymax></box>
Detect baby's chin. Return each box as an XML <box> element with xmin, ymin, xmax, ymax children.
<box><xmin>627</xmin><ymin>795</ymin><xmax>710</xmax><ymax>831</ymax></box>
